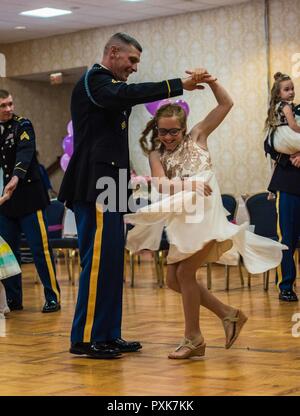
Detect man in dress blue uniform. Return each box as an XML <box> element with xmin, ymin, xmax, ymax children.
<box><xmin>59</xmin><ymin>32</ymin><xmax>208</xmax><ymax>359</ymax></box>
<box><xmin>0</xmin><ymin>89</ymin><xmax>61</xmax><ymax>312</ymax></box>
<box><xmin>265</xmin><ymin>106</ymin><xmax>300</xmax><ymax>302</ymax></box>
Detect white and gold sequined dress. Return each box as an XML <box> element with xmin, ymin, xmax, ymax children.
<box><xmin>125</xmin><ymin>135</ymin><xmax>286</xmax><ymax>272</ymax></box>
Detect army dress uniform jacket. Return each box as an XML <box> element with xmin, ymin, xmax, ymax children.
<box><xmin>267</xmin><ymin>152</ymin><xmax>300</xmax><ymax>197</ymax></box>
<box><xmin>58</xmin><ymin>64</ymin><xmax>183</xmax><ymax>211</ymax></box>
<box><xmin>0</xmin><ymin>115</ymin><xmax>49</xmax><ymax>218</ymax></box>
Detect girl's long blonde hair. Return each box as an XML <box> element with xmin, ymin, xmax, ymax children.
<box><xmin>140</xmin><ymin>104</ymin><xmax>187</xmax><ymax>155</ymax></box>
<box><xmin>265</xmin><ymin>72</ymin><xmax>291</xmax><ymax>130</ymax></box>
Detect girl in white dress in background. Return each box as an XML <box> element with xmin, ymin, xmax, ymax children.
<box><xmin>266</xmin><ymin>72</ymin><xmax>300</xmax><ymax>154</ymax></box>
<box><xmin>125</xmin><ymin>70</ymin><xmax>287</xmax><ymax>359</ymax></box>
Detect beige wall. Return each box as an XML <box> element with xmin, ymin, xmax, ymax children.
<box><xmin>1</xmin><ymin>0</ymin><xmax>298</xmax><ymax>196</ymax></box>
<box><xmin>0</xmin><ymin>78</ymin><xmax>72</xmax><ymax>191</ymax></box>
<box><xmin>269</xmin><ymin>0</ymin><xmax>300</xmax><ymax>93</ymax></box>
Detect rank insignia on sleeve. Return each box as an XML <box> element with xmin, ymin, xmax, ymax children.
<box><xmin>121</xmin><ymin>121</ymin><xmax>126</xmax><ymax>130</ymax></box>
<box><xmin>20</xmin><ymin>131</ymin><xmax>30</xmax><ymax>141</ymax></box>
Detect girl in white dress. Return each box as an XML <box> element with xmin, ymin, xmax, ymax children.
<box><xmin>266</xmin><ymin>72</ymin><xmax>300</xmax><ymax>154</ymax></box>
<box><xmin>0</xmin><ymin>193</ymin><xmax>21</xmax><ymax>317</ymax></box>
<box><xmin>125</xmin><ymin>70</ymin><xmax>287</xmax><ymax>359</ymax></box>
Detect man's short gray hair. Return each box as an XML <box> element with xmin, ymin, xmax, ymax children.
<box><xmin>104</xmin><ymin>33</ymin><xmax>142</xmax><ymax>53</ymax></box>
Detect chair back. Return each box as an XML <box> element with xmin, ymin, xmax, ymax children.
<box><xmin>45</xmin><ymin>199</ymin><xmax>65</xmax><ymax>238</ymax></box>
<box><xmin>245</xmin><ymin>192</ymin><xmax>277</xmax><ymax>238</ymax></box>
<box><xmin>221</xmin><ymin>194</ymin><xmax>238</xmax><ymax>222</ymax></box>
<box><xmin>125</xmin><ymin>197</ymin><xmax>169</xmax><ymax>251</ymax></box>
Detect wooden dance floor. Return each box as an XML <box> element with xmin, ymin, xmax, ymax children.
<box><xmin>0</xmin><ymin>254</ymin><xmax>299</xmax><ymax>396</ymax></box>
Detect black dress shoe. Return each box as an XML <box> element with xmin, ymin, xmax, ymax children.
<box><xmin>279</xmin><ymin>290</ymin><xmax>298</xmax><ymax>302</ymax></box>
<box><xmin>106</xmin><ymin>337</ymin><xmax>142</xmax><ymax>352</ymax></box>
<box><xmin>42</xmin><ymin>300</ymin><xmax>61</xmax><ymax>313</ymax></box>
<box><xmin>70</xmin><ymin>342</ymin><xmax>122</xmax><ymax>359</ymax></box>
<box><xmin>7</xmin><ymin>300</ymin><xmax>23</xmax><ymax>311</ymax></box>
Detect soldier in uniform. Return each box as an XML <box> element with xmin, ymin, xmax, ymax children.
<box><xmin>0</xmin><ymin>89</ymin><xmax>61</xmax><ymax>312</ymax></box>
<box><xmin>59</xmin><ymin>32</ymin><xmax>211</xmax><ymax>358</ymax></box>
<box><xmin>265</xmin><ymin>105</ymin><xmax>300</xmax><ymax>302</ymax></box>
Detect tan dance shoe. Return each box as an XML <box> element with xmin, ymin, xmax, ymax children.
<box><xmin>168</xmin><ymin>336</ymin><xmax>206</xmax><ymax>359</ymax></box>
<box><xmin>223</xmin><ymin>309</ymin><xmax>248</xmax><ymax>349</ymax></box>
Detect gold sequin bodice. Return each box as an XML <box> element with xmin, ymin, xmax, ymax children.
<box><xmin>160</xmin><ymin>134</ymin><xmax>212</xmax><ymax>179</ymax></box>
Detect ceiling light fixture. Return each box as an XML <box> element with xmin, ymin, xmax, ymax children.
<box><xmin>14</xmin><ymin>26</ymin><xmax>26</xmax><ymax>30</ymax></box>
<box><xmin>20</xmin><ymin>8</ymin><xmax>72</xmax><ymax>18</ymax></box>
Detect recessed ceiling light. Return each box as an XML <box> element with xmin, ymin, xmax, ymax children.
<box><xmin>121</xmin><ymin>0</ymin><xmax>145</xmax><ymax>2</ymax></box>
<box><xmin>20</xmin><ymin>8</ymin><xmax>72</xmax><ymax>18</ymax></box>
<box><xmin>14</xmin><ymin>26</ymin><xmax>26</xmax><ymax>30</ymax></box>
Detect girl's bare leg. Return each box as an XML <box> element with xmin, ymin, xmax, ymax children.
<box><xmin>166</xmin><ymin>242</ymin><xmax>240</xmax><ymax>353</ymax></box>
<box><xmin>167</xmin><ymin>243</ymin><xmax>235</xmax><ymax>316</ymax></box>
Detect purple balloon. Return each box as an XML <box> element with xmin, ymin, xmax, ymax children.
<box><xmin>62</xmin><ymin>134</ymin><xmax>74</xmax><ymax>157</ymax></box>
<box><xmin>67</xmin><ymin>120</ymin><xmax>73</xmax><ymax>136</ymax></box>
<box><xmin>174</xmin><ymin>99</ymin><xmax>190</xmax><ymax>116</ymax></box>
<box><xmin>145</xmin><ymin>101</ymin><xmax>161</xmax><ymax>116</ymax></box>
<box><xmin>145</xmin><ymin>99</ymin><xmax>174</xmax><ymax>115</ymax></box>
<box><xmin>156</xmin><ymin>98</ymin><xmax>172</xmax><ymax>111</ymax></box>
<box><xmin>60</xmin><ymin>153</ymin><xmax>70</xmax><ymax>172</ymax></box>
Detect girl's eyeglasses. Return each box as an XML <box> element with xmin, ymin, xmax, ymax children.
<box><xmin>157</xmin><ymin>128</ymin><xmax>182</xmax><ymax>136</ymax></box>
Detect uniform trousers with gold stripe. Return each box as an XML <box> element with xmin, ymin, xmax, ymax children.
<box><xmin>276</xmin><ymin>191</ymin><xmax>300</xmax><ymax>291</ymax></box>
<box><xmin>72</xmin><ymin>202</ymin><xmax>125</xmax><ymax>343</ymax></box>
<box><xmin>0</xmin><ymin>210</ymin><xmax>60</xmax><ymax>306</ymax></box>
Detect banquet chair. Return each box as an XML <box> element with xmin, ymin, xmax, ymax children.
<box><xmin>206</xmin><ymin>194</ymin><xmax>244</xmax><ymax>290</ymax></box>
<box><xmin>20</xmin><ymin>199</ymin><xmax>79</xmax><ymax>284</ymax></box>
<box><xmin>125</xmin><ymin>198</ymin><xmax>169</xmax><ymax>288</ymax></box>
<box><xmin>245</xmin><ymin>192</ymin><xmax>277</xmax><ymax>290</ymax></box>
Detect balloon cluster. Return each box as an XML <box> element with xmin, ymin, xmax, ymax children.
<box><xmin>60</xmin><ymin>100</ymin><xmax>189</xmax><ymax>172</ymax></box>
<box><xmin>145</xmin><ymin>98</ymin><xmax>190</xmax><ymax>116</ymax></box>
<box><xmin>60</xmin><ymin>121</ymin><xmax>74</xmax><ymax>172</ymax></box>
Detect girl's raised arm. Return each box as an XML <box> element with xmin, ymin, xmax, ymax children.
<box><xmin>190</xmin><ymin>80</ymin><xmax>234</xmax><ymax>148</ymax></box>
